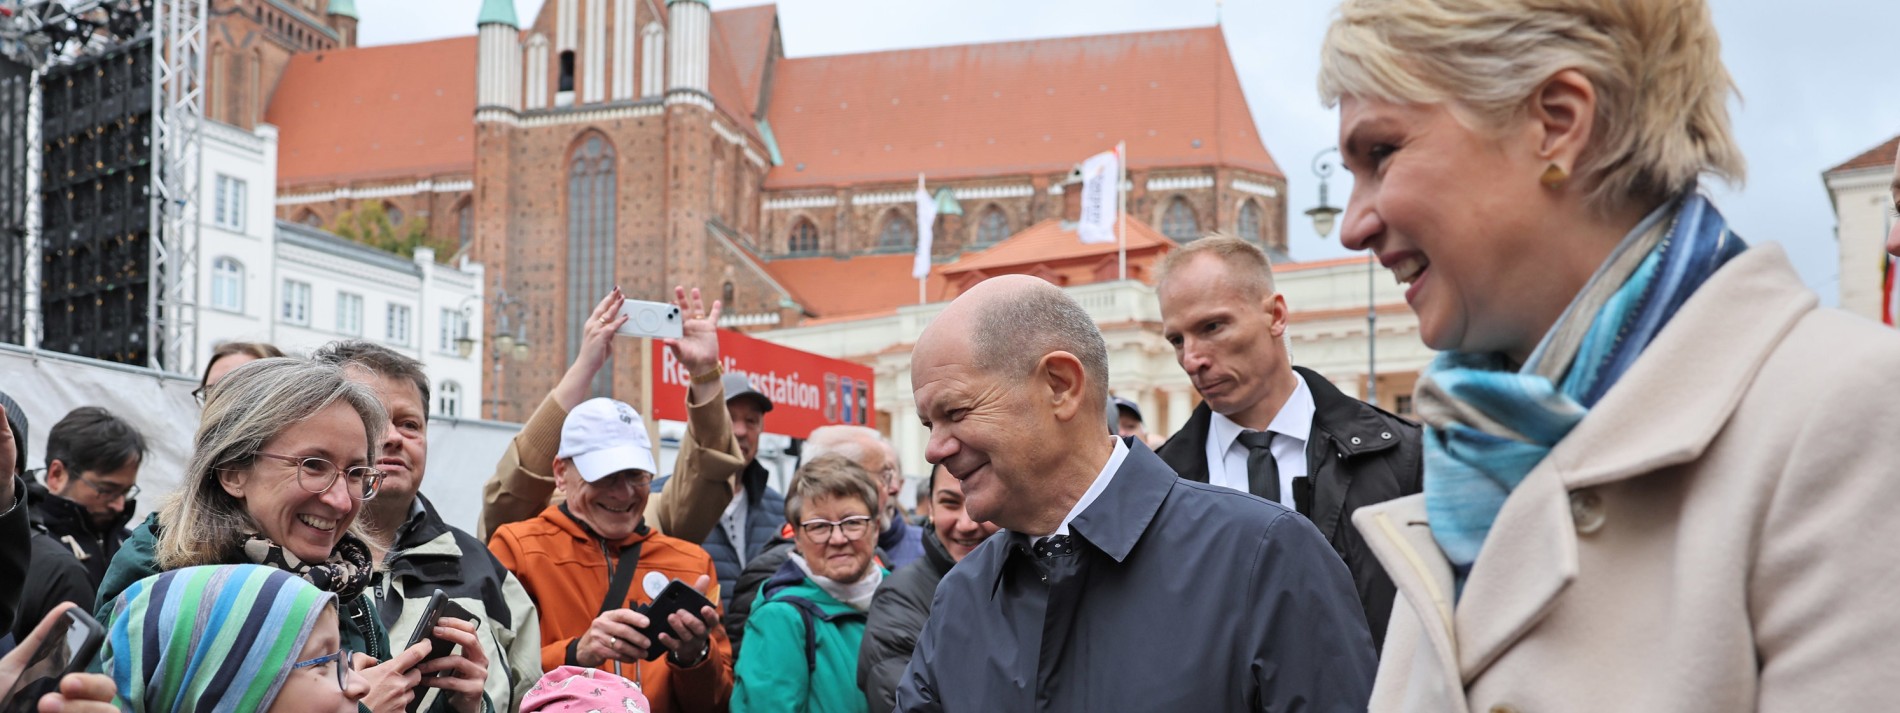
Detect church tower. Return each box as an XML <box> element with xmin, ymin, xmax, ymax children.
<box><xmin>326</xmin><ymin>0</ymin><xmax>359</xmax><ymax>49</ymax></box>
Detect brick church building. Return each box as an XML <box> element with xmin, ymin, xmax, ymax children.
<box><xmin>243</xmin><ymin>0</ymin><xmax>1289</xmax><ymax>420</ymax></box>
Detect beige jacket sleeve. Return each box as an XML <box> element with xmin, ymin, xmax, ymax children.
<box><xmin>478</xmin><ymin>395</ymin><xmax>569</xmax><ymax>542</ymax></box>
<box><xmin>643</xmin><ymin>382</ymin><xmax>748</xmax><ymax>543</ymax></box>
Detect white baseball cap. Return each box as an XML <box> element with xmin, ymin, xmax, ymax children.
<box><xmin>556</xmin><ymin>398</ymin><xmax>658</xmax><ymax>483</ymax></box>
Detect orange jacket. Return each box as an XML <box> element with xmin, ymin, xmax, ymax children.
<box><xmin>489</xmin><ymin>505</ymin><xmax>733</xmax><ymax>713</ymax></box>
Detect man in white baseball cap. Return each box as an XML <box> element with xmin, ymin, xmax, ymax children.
<box><xmin>488</xmin><ymin>398</ymin><xmax>736</xmax><ymax>713</ymax></box>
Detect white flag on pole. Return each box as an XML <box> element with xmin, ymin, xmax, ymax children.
<box><xmin>1077</xmin><ymin>148</ymin><xmax>1119</xmax><ymax>244</ymax></box>
<box><xmin>913</xmin><ymin>175</ymin><xmax>937</xmax><ymax>279</ymax></box>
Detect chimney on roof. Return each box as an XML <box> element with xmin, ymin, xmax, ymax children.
<box><xmin>667</xmin><ymin>0</ymin><xmax>711</xmax><ymax>100</ymax></box>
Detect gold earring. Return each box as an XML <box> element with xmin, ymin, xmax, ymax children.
<box><xmin>1540</xmin><ymin>163</ymin><xmax>1568</xmax><ymax>188</ymax></box>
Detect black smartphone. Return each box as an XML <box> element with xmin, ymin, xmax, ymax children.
<box><xmin>634</xmin><ymin>580</ymin><xmax>717</xmax><ymax>661</ymax></box>
<box><xmin>0</xmin><ymin>608</ymin><xmax>106</xmax><ymax>713</ymax></box>
<box><xmin>401</xmin><ymin>590</ymin><xmax>478</xmax><ymax>713</ymax></box>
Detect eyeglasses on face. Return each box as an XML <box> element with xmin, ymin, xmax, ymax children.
<box><xmin>586</xmin><ymin>471</ymin><xmax>654</xmax><ymax>493</ymax></box>
<box><xmin>78</xmin><ymin>476</ymin><xmax>139</xmax><ymax>502</ymax></box>
<box><xmin>290</xmin><ymin>647</ymin><xmax>355</xmax><ymax>689</ymax></box>
<box><xmin>798</xmin><ymin>514</ymin><xmax>875</xmax><ymax>542</ymax></box>
<box><xmin>253</xmin><ymin>452</ymin><xmax>385</xmax><ymax>500</ymax></box>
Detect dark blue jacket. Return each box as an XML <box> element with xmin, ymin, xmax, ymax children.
<box><xmin>896</xmin><ymin>439</ymin><xmax>1376</xmax><ymax>712</ymax></box>
<box><xmin>653</xmin><ymin>459</ymin><xmax>785</xmax><ymax>612</ymax></box>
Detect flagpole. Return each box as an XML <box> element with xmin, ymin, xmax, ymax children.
<box><xmin>918</xmin><ymin>174</ymin><xmax>928</xmax><ymax>305</ymax></box>
<box><xmin>1117</xmin><ymin>141</ymin><xmax>1127</xmax><ymax>281</ymax></box>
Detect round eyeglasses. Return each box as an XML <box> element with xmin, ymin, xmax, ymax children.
<box><xmin>254</xmin><ymin>452</ymin><xmax>386</xmax><ymax>500</ymax></box>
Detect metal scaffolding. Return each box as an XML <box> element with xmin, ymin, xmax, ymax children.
<box><xmin>146</xmin><ymin>0</ymin><xmax>204</xmax><ymax>374</ymax></box>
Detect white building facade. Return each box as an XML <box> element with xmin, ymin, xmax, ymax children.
<box><xmin>1824</xmin><ymin>136</ymin><xmax>1898</xmax><ymax>324</ymax></box>
<box><xmin>754</xmin><ymin>258</ymin><xmax>1437</xmax><ymax>486</ymax></box>
<box><xmin>193</xmin><ymin>119</ymin><xmax>486</xmax><ymax>413</ymax></box>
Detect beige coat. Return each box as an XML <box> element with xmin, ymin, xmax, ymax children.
<box><xmin>1356</xmin><ymin>245</ymin><xmax>1900</xmax><ymax>712</ymax></box>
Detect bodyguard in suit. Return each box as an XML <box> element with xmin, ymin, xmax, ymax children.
<box><xmin>896</xmin><ymin>275</ymin><xmax>1374</xmax><ymax>712</ymax></box>
<box><xmin>1154</xmin><ymin>235</ymin><xmax>1423</xmax><ymax>650</ymax></box>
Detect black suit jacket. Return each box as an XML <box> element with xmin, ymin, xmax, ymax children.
<box><xmin>897</xmin><ymin>439</ymin><xmax>1375</xmax><ymax>712</ymax></box>
<box><xmin>1154</xmin><ymin>366</ymin><xmax>1423</xmax><ymax>651</ymax></box>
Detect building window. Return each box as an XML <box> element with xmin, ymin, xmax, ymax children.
<box><xmin>282</xmin><ymin>279</ymin><xmax>312</xmax><ymax>325</ymax></box>
<box><xmin>558</xmin><ymin>50</ymin><xmax>576</xmax><ymax>93</ymax></box>
<box><xmin>876</xmin><ymin>211</ymin><xmax>915</xmax><ymax>252</ymax></box>
<box><xmin>437</xmin><ymin>381</ymin><xmax>463</xmax><ymax>418</ymax></box>
<box><xmin>210</xmin><ymin>257</ymin><xmax>244</xmax><ymax>312</ymax></box>
<box><xmin>336</xmin><ymin>292</ymin><xmax>363</xmax><ymax>335</ymax></box>
<box><xmin>457</xmin><ymin>200</ymin><xmax>474</xmax><ymax>249</ymax></box>
<box><xmin>721</xmin><ymin>281</ymin><xmax>735</xmax><ymax>307</ymax></box>
<box><xmin>386</xmin><ymin>304</ymin><xmax>412</xmax><ymax>345</ymax></box>
<box><xmin>568</xmin><ymin>135</ymin><xmax>617</xmax><ymax>396</ymax></box>
<box><xmin>214</xmin><ymin>175</ymin><xmax>246</xmax><ymax>231</ymax></box>
<box><xmin>439</xmin><ymin>308</ymin><xmax>468</xmax><ymax>353</ymax></box>
<box><xmin>1394</xmin><ymin>394</ymin><xmax>1415</xmax><ymax>418</ymax></box>
<box><xmin>1237</xmin><ymin>199</ymin><xmax>1263</xmax><ymax>245</ymax></box>
<box><xmin>1161</xmin><ymin>196</ymin><xmax>1200</xmax><ymax>242</ymax></box>
<box><xmin>384</xmin><ymin>202</ymin><xmax>405</xmax><ymax>227</ymax></box>
<box><xmin>297</xmin><ymin>209</ymin><xmax>322</xmax><ymax>228</ymax></box>
<box><xmin>787</xmin><ymin>219</ymin><xmax>819</xmax><ymax>254</ymax></box>
<box><xmin>975</xmin><ymin>205</ymin><xmax>1010</xmax><ymax>247</ymax></box>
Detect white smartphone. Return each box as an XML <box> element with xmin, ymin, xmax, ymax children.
<box><xmin>616</xmin><ymin>298</ymin><xmax>684</xmax><ymax>339</ymax></box>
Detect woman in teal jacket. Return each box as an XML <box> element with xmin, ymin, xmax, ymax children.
<box><xmin>734</xmin><ymin>455</ymin><xmax>888</xmax><ymax>713</ymax></box>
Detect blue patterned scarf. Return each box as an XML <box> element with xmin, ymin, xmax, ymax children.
<box><xmin>1416</xmin><ymin>193</ymin><xmax>1746</xmax><ymax>593</ymax></box>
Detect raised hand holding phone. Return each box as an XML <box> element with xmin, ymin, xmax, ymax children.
<box><xmin>0</xmin><ymin>603</ymin><xmax>116</xmax><ymax>713</ymax></box>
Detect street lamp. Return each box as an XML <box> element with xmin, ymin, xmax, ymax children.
<box><xmin>457</xmin><ymin>285</ymin><xmax>532</xmax><ymax>419</ymax></box>
<box><xmin>1305</xmin><ymin>147</ymin><xmax>1376</xmax><ymax>404</ymax></box>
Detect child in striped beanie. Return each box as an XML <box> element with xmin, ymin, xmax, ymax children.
<box><xmin>98</xmin><ymin>564</ymin><xmax>369</xmax><ymax>713</ymax></box>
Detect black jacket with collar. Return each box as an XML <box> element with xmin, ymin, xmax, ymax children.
<box><xmin>896</xmin><ymin>438</ymin><xmax>1375</xmax><ymax>712</ymax></box>
<box><xmin>25</xmin><ymin>477</ymin><xmax>134</xmax><ymax>589</ymax></box>
<box><xmin>859</xmin><ymin>526</ymin><xmax>957</xmax><ymax>711</ymax></box>
<box><xmin>1154</xmin><ymin>366</ymin><xmax>1423</xmax><ymax>651</ymax></box>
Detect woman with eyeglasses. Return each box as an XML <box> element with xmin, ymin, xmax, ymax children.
<box><xmin>95</xmin><ymin>358</ymin><xmax>487</xmax><ymax>713</ymax></box>
<box><xmin>733</xmin><ymin>454</ymin><xmax>888</xmax><ymax>713</ymax></box>
<box><xmin>101</xmin><ymin>564</ymin><xmax>370</xmax><ymax>712</ymax></box>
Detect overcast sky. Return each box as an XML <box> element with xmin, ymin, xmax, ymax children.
<box><xmin>359</xmin><ymin>0</ymin><xmax>1899</xmax><ymax>304</ymax></box>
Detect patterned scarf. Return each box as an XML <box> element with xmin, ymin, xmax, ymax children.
<box><xmin>101</xmin><ymin>564</ymin><xmax>336</xmax><ymax>713</ymax></box>
<box><xmin>240</xmin><ymin>530</ymin><xmax>374</xmax><ymax>601</ymax></box>
<box><xmin>1416</xmin><ymin>192</ymin><xmax>1746</xmax><ymax>594</ymax></box>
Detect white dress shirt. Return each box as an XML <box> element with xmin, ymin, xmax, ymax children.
<box><xmin>1040</xmin><ymin>436</ymin><xmax>1129</xmax><ymax>543</ymax></box>
<box><xmin>1204</xmin><ymin>373</ymin><xmax>1315</xmax><ymax>509</ymax></box>
<box><xmin>721</xmin><ymin>486</ymin><xmax>749</xmax><ymax>557</ymax></box>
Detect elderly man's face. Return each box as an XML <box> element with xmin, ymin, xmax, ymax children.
<box><xmin>912</xmin><ymin>339</ymin><xmax>1052</xmax><ymax>530</ymax></box>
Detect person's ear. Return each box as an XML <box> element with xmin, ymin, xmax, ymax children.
<box><xmin>44</xmin><ymin>460</ymin><xmax>68</xmax><ymax>490</ymax></box>
<box><xmin>1266</xmin><ymin>292</ymin><xmax>1290</xmax><ymax>339</ymax></box>
<box><xmin>551</xmin><ymin>458</ymin><xmax>572</xmax><ymax>490</ymax></box>
<box><xmin>216</xmin><ymin>466</ymin><xmax>246</xmax><ymax>499</ymax></box>
<box><xmin>1037</xmin><ymin>351</ymin><xmax>1089</xmax><ymax>423</ymax></box>
<box><xmin>1530</xmin><ymin>68</ymin><xmax>1598</xmax><ymax>179</ymax></box>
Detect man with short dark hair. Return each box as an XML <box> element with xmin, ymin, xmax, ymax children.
<box><xmin>314</xmin><ymin>339</ymin><xmax>535</xmax><ymax>711</ymax></box>
<box><xmin>1153</xmin><ymin>234</ymin><xmax>1423</xmax><ymax>650</ymax></box>
<box><xmin>897</xmin><ymin>275</ymin><xmax>1374</xmax><ymax>711</ymax></box>
<box><xmin>28</xmin><ymin>406</ymin><xmax>145</xmax><ymax>588</ymax></box>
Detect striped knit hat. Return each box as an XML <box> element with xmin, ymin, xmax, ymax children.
<box><xmin>101</xmin><ymin>564</ymin><xmax>337</xmax><ymax>713</ymax></box>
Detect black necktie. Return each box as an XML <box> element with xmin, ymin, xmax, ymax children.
<box><xmin>1236</xmin><ymin>430</ymin><xmax>1280</xmax><ymax>504</ymax></box>
<box><xmin>1033</xmin><ymin>534</ymin><xmax>1075</xmax><ymax>559</ymax></box>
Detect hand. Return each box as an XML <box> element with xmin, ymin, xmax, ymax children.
<box><xmin>662</xmin><ymin>286</ymin><xmax>723</xmax><ymax>377</ymax></box>
<box><xmin>0</xmin><ymin>604</ymin><xmax>118</xmax><ymax>713</ymax></box>
<box><xmin>353</xmin><ymin>639</ymin><xmax>431</xmax><ymax>713</ymax></box>
<box><xmin>574</xmin><ymin>609</ymin><xmax>654</xmax><ymax>668</ymax></box>
<box><xmin>656</xmin><ymin>575</ymin><xmax>721</xmax><ymax>667</ymax></box>
<box><xmin>552</xmin><ymin>288</ymin><xmax>628</xmax><ymax>410</ymax></box>
<box><xmin>415</xmin><ymin>617</ymin><xmax>489</xmax><ymax>713</ymax></box>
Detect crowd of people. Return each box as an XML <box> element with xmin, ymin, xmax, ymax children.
<box><xmin>2</xmin><ymin>0</ymin><xmax>1899</xmax><ymax>710</ymax></box>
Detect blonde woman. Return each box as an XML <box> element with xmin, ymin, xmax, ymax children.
<box><xmin>1320</xmin><ymin>0</ymin><xmax>1900</xmax><ymax>710</ymax></box>
<box><xmin>95</xmin><ymin>358</ymin><xmax>490</xmax><ymax>713</ymax></box>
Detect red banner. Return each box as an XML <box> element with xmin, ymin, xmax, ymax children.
<box><xmin>651</xmin><ymin>329</ymin><xmax>876</xmax><ymax>439</ymax></box>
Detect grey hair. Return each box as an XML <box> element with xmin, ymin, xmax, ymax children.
<box><xmin>156</xmin><ymin>357</ymin><xmax>388</xmax><ymax>570</ymax></box>
<box><xmin>971</xmin><ymin>280</ymin><xmax>1110</xmax><ymax>427</ymax></box>
<box><xmin>804</xmin><ymin>425</ymin><xmax>883</xmax><ymax>467</ymax></box>
<box><xmin>784</xmin><ymin>454</ymin><xmax>882</xmax><ymax>527</ymax></box>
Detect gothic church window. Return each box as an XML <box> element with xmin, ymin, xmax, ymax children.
<box><xmin>457</xmin><ymin>200</ymin><xmax>474</xmax><ymax>248</ymax></box>
<box><xmin>788</xmin><ymin>219</ymin><xmax>820</xmax><ymax>255</ymax></box>
<box><xmin>567</xmin><ymin>135</ymin><xmax>617</xmax><ymax>396</ymax></box>
<box><xmin>558</xmin><ymin>51</ymin><xmax>576</xmax><ymax>93</ymax></box>
<box><xmin>876</xmin><ymin>211</ymin><xmax>915</xmax><ymax>252</ymax></box>
<box><xmin>1161</xmin><ymin>196</ymin><xmax>1200</xmax><ymax>242</ymax></box>
<box><xmin>975</xmin><ymin>205</ymin><xmax>1009</xmax><ymax>247</ymax></box>
<box><xmin>1237</xmin><ymin>198</ymin><xmax>1262</xmax><ymax>245</ymax></box>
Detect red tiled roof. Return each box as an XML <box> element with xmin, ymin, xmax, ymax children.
<box><xmin>941</xmin><ymin>218</ymin><xmax>1173</xmax><ymax>275</ymax></box>
<box><xmin>266</xmin><ymin>36</ymin><xmax>478</xmax><ymax>186</ymax></box>
<box><xmin>714</xmin><ymin>4</ymin><xmax>777</xmax><ymax>115</ymax></box>
<box><xmin>762</xmin><ymin>26</ymin><xmax>1279</xmax><ymax>189</ymax></box>
<box><xmin>765</xmin><ymin>253</ymin><xmax>950</xmax><ymax>319</ymax></box>
<box><xmin>1826</xmin><ymin>134</ymin><xmax>1900</xmax><ymax>175</ymax></box>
